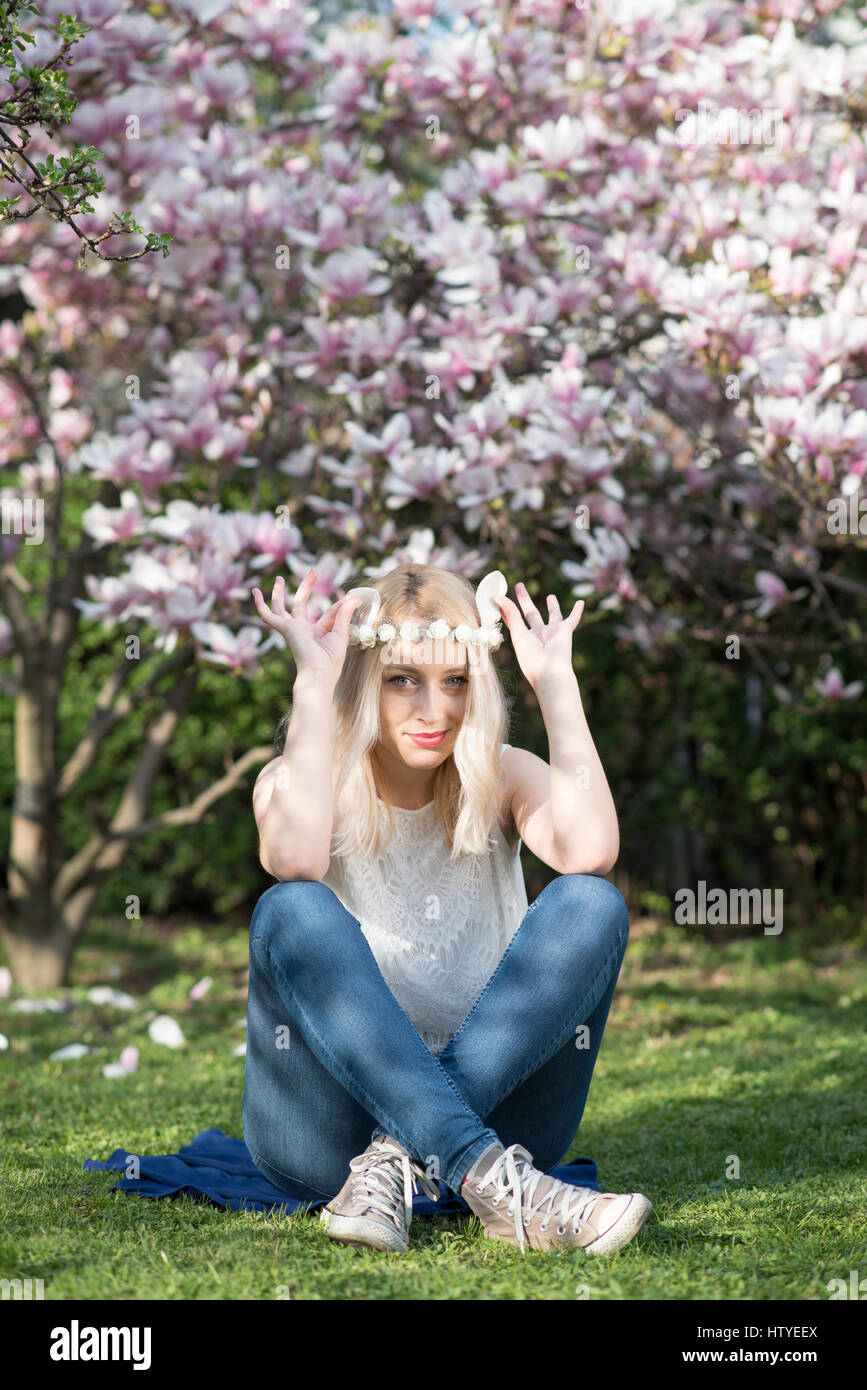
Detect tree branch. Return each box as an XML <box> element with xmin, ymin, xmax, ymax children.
<box><xmin>56</xmin><ymin>644</ymin><xmax>198</xmax><ymax>797</ymax></box>
<box><xmin>94</xmin><ymin>745</ymin><xmax>274</xmax><ymax>840</ymax></box>
<box><xmin>52</xmin><ymin>667</ymin><xmax>200</xmax><ymax>903</ymax></box>
<box><xmin>0</xmin><ymin>557</ymin><xmax>38</xmax><ymax>653</ymax></box>
<box><xmin>52</xmin><ymin>739</ymin><xmax>274</xmax><ymax>905</ymax></box>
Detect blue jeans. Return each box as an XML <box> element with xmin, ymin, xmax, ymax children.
<box><xmin>242</xmin><ymin>872</ymin><xmax>629</xmax><ymax>1202</ymax></box>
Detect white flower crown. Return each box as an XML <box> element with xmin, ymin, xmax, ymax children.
<box><xmin>346</xmin><ymin>570</ymin><xmax>508</xmax><ymax>650</ymax></box>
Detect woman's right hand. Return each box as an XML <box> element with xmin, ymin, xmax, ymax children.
<box><xmin>252</xmin><ymin>568</ymin><xmax>364</xmax><ymax>681</ymax></box>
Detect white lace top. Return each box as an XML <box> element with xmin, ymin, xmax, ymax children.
<box><xmin>322</xmin><ymin>744</ymin><xmax>528</xmax><ymax>1055</ymax></box>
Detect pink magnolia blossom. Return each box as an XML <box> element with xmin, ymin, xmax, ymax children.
<box><xmin>191</xmin><ymin>59</ymin><xmax>250</xmax><ymax>107</ymax></box>
<box><xmin>492</xmin><ymin>173</ymin><xmax>549</xmax><ymax>219</ymax></box>
<box><xmin>522</xmin><ymin>115</ymin><xmax>588</xmax><ymax>169</ymax></box>
<box><xmin>190</xmin><ymin>621</ymin><xmax>283</xmax><ymax>672</ymax></box>
<box><xmin>384</xmin><ymin>447</ymin><xmax>463</xmax><ymax>506</ymax></box>
<box><xmin>813</xmin><ymin>667</ymin><xmax>865</xmax><ymax>702</ymax></box>
<box><xmin>427</xmin><ymin>26</ymin><xmax>496</xmax><ymax>100</ymax></box>
<box><xmin>562</xmin><ymin>528</ymin><xmax>638</xmax><ymax>612</ymax></box>
<box><xmin>749</xmin><ymin>570</ymin><xmax>810</xmax><ymax>619</ymax></box>
<box><xmin>393</xmin><ymin>0</ymin><xmax>438</xmax><ymax>21</ymax></box>
<box><xmin>345</xmin><ymin>413</ymin><xmax>414</xmax><ymax>459</ymax></box>
<box><xmin>304</xmin><ymin>250</ymin><xmax>390</xmax><ymax>301</ymax></box>
<box><xmin>81</xmin><ymin>490</ymin><xmax>146</xmax><ymax>546</ymax></box>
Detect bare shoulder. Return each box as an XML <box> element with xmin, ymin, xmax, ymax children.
<box><xmin>498</xmin><ymin>744</ymin><xmax>550</xmax><ymax>847</ymax></box>
<box><xmin>500</xmin><ymin>744</ymin><xmax>549</xmax><ymax>785</ymax></box>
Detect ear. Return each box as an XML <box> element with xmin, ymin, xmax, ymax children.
<box><xmin>474</xmin><ymin>571</ymin><xmax>508</xmax><ymax>627</ymax></box>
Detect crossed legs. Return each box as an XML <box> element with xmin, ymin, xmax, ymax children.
<box><xmin>242</xmin><ymin>873</ymin><xmax>629</xmax><ymax>1200</ymax></box>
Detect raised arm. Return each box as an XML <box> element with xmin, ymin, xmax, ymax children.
<box><xmin>255</xmin><ymin>670</ymin><xmax>338</xmax><ymax>881</ymax></box>
<box><xmin>251</xmin><ymin>568</ymin><xmax>362</xmax><ymax>881</ymax></box>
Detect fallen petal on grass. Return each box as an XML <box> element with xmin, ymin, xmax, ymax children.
<box><xmin>102</xmin><ymin>1045</ymin><xmax>139</xmax><ymax>1078</ymax></box>
<box><xmin>148</xmin><ymin>1015</ymin><xmax>185</xmax><ymax>1048</ymax></box>
<box><xmin>86</xmin><ymin>986</ymin><xmax>138</xmax><ymax>1010</ymax></box>
<box><xmin>10</xmin><ymin>997</ymin><xmax>67</xmax><ymax>1013</ymax></box>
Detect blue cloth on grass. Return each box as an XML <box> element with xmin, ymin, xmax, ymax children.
<box><xmin>83</xmin><ymin>1127</ymin><xmax>600</xmax><ymax>1216</ymax></box>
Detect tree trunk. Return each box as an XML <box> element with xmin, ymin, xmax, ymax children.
<box><xmin>0</xmin><ymin>918</ymin><xmax>75</xmax><ymax>990</ymax></box>
<box><xmin>2</xmin><ymin>645</ymin><xmax>197</xmax><ymax>988</ymax></box>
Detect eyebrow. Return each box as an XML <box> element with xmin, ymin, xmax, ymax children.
<box><xmin>385</xmin><ymin>665</ymin><xmax>467</xmax><ymax>675</ymax></box>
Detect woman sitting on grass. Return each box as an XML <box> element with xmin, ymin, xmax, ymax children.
<box><xmin>244</xmin><ymin>561</ymin><xmax>651</xmax><ymax>1256</ymax></box>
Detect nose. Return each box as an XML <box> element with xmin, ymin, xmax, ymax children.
<box><xmin>416</xmin><ymin>684</ymin><xmax>449</xmax><ymax>722</ymax></box>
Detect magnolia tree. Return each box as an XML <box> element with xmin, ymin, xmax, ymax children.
<box><xmin>1</xmin><ymin>0</ymin><xmax>866</xmax><ymax>987</ymax></box>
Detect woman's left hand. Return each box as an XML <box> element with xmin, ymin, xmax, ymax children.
<box><xmin>491</xmin><ymin>583</ymin><xmax>584</xmax><ymax>690</ymax></box>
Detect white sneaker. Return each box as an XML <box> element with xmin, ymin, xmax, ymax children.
<box><xmin>461</xmin><ymin>1142</ymin><xmax>652</xmax><ymax>1256</ymax></box>
<box><xmin>319</xmin><ymin>1135</ymin><xmax>440</xmax><ymax>1253</ymax></box>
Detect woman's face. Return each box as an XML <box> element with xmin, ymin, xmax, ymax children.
<box><xmin>376</xmin><ymin>635</ymin><xmax>470</xmax><ymax>772</ymax></box>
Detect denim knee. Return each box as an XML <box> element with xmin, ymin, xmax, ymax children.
<box><xmin>250</xmin><ymin>879</ymin><xmax>330</xmax><ymax>949</ymax></box>
<box><xmin>548</xmin><ymin>873</ymin><xmax>630</xmax><ymax>949</ymax></box>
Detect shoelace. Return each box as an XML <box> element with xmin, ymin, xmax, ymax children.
<box><xmin>471</xmin><ymin>1143</ymin><xmax>606</xmax><ymax>1254</ymax></box>
<box><xmin>346</xmin><ymin>1139</ymin><xmax>441</xmax><ymax>1234</ymax></box>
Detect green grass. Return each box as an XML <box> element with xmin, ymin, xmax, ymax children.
<box><xmin>1</xmin><ymin>909</ymin><xmax>865</xmax><ymax>1300</ymax></box>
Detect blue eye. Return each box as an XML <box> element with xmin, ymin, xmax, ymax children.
<box><xmin>388</xmin><ymin>675</ymin><xmax>467</xmax><ymax>689</ymax></box>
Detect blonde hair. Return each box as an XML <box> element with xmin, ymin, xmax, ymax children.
<box><xmin>275</xmin><ymin>563</ymin><xmax>514</xmax><ymax>862</ymax></box>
